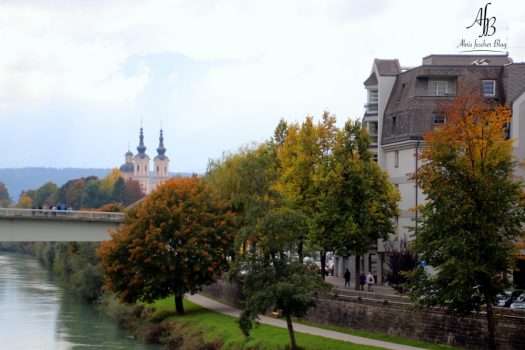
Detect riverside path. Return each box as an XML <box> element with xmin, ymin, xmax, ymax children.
<box><xmin>186</xmin><ymin>294</ymin><xmax>426</xmax><ymax>350</ymax></box>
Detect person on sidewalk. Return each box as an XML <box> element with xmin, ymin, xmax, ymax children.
<box><xmin>343</xmin><ymin>269</ymin><xmax>351</xmax><ymax>288</ymax></box>
<box><xmin>366</xmin><ymin>272</ymin><xmax>375</xmax><ymax>292</ymax></box>
<box><xmin>359</xmin><ymin>272</ymin><xmax>366</xmax><ymax>291</ymax></box>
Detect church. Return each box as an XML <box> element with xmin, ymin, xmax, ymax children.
<box><xmin>120</xmin><ymin>127</ymin><xmax>170</xmax><ymax>194</ymax></box>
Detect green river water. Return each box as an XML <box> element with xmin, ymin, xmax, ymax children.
<box><xmin>0</xmin><ymin>252</ymin><xmax>160</xmax><ymax>350</ymax></box>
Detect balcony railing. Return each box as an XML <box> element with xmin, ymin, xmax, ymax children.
<box><xmin>364</xmin><ymin>103</ymin><xmax>378</xmax><ymax>114</ymax></box>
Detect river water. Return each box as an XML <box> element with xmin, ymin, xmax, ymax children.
<box><xmin>0</xmin><ymin>252</ymin><xmax>160</xmax><ymax>350</ymax></box>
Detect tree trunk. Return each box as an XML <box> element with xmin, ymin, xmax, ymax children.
<box><xmin>485</xmin><ymin>298</ymin><xmax>497</xmax><ymax>350</ymax></box>
<box><xmin>285</xmin><ymin>313</ymin><xmax>298</xmax><ymax>350</ymax></box>
<box><xmin>320</xmin><ymin>251</ymin><xmax>327</xmax><ymax>280</ymax></box>
<box><xmin>175</xmin><ymin>293</ymin><xmax>185</xmax><ymax>315</ymax></box>
<box><xmin>355</xmin><ymin>255</ymin><xmax>361</xmax><ymax>291</ymax></box>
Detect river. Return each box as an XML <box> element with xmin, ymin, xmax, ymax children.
<box><xmin>0</xmin><ymin>252</ymin><xmax>160</xmax><ymax>350</ymax></box>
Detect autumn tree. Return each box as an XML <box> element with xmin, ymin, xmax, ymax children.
<box><xmin>276</xmin><ymin>113</ymin><xmax>338</xmax><ymax>278</ymax></box>
<box><xmin>407</xmin><ymin>97</ymin><xmax>525</xmax><ymax>350</ymax></box>
<box><xmin>17</xmin><ymin>194</ymin><xmax>33</xmax><ymax>209</ymax></box>
<box><xmin>125</xmin><ymin>179</ymin><xmax>145</xmax><ymax>205</ymax></box>
<box><xmin>276</xmin><ymin>114</ymin><xmax>398</xmax><ymax>280</ymax></box>
<box><xmin>99</xmin><ymin>176</ymin><xmax>234</xmax><ymax>315</ymax></box>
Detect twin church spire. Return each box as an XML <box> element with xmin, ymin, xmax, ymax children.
<box><xmin>120</xmin><ymin>127</ymin><xmax>170</xmax><ymax>194</ymax></box>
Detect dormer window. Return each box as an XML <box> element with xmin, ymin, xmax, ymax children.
<box><xmin>428</xmin><ymin>80</ymin><xmax>448</xmax><ymax>96</ymax></box>
<box><xmin>482</xmin><ymin>80</ymin><xmax>496</xmax><ymax>96</ymax></box>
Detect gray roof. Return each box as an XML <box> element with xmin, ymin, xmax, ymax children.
<box><xmin>374</xmin><ymin>59</ymin><xmax>401</xmax><ymax>76</ymax></box>
<box><xmin>422</xmin><ymin>54</ymin><xmax>512</xmax><ymax>66</ymax></box>
<box><xmin>363</xmin><ymin>72</ymin><xmax>378</xmax><ymax>86</ymax></box>
<box><xmin>502</xmin><ymin>64</ymin><xmax>525</xmax><ymax>103</ymax></box>
<box><xmin>120</xmin><ymin>163</ymin><xmax>134</xmax><ymax>173</ymax></box>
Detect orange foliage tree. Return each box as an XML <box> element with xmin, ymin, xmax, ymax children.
<box><xmin>98</xmin><ymin>176</ymin><xmax>235</xmax><ymax>314</ymax></box>
<box><xmin>408</xmin><ymin>97</ymin><xmax>525</xmax><ymax>350</ymax></box>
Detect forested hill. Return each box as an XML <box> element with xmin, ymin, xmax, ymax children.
<box><xmin>0</xmin><ymin>168</ymin><xmax>112</xmax><ymax>201</ymax></box>
<box><xmin>0</xmin><ymin>168</ymin><xmax>194</xmax><ymax>202</ymax></box>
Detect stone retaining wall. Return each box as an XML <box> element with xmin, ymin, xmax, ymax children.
<box><xmin>203</xmin><ymin>278</ymin><xmax>525</xmax><ymax>350</ymax></box>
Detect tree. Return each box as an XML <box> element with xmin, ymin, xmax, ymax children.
<box><xmin>407</xmin><ymin>97</ymin><xmax>525</xmax><ymax>350</ymax></box>
<box><xmin>276</xmin><ymin>115</ymin><xmax>398</xmax><ymax>281</ymax></box>
<box><xmin>99</xmin><ymin>177</ymin><xmax>234</xmax><ymax>315</ymax></box>
<box><xmin>17</xmin><ymin>194</ymin><xmax>33</xmax><ymax>209</ymax></box>
<box><xmin>237</xmin><ymin>207</ymin><xmax>331</xmax><ymax>350</ymax></box>
<box><xmin>276</xmin><ymin>113</ymin><xmax>338</xmax><ymax>278</ymax></box>
<box><xmin>125</xmin><ymin>179</ymin><xmax>145</xmax><ymax>205</ymax></box>
<box><xmin>384</xmin><ymin>240</ymin><xmax>418</xmax><ymax>294</ymax></box>
<box><xmin>0</xmin><ymin>182</ymin><xmax>11</xmax><ymax>207</ymax></box>
<box><xmin>112</xmin><ymin>177</ymin><xmax>130</xmax><ymax>205</ymax></box>
<box><xmin>31</xmin><ymin>181</ymin><xmax>58</xmax><ymax>207</ymax></box>
<box><xmin>327</xmin><ymin>120</ymin><xmax>399</xmax><ymax>287</ymax></box>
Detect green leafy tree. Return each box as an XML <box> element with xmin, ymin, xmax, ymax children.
<box><xmin>29</xmin><ymin>181</ymin><xmax>58</xmax><ymax>207</ymax></box>
<box><xmin>80</xmin><ymin>179</ymin><xmax>105</xmax><ymax>209</ymax></box>
<box><xmin>237</xmin><ymin>207</ymin><xmax>331</xmax><ymax>350</ymax></box>
<box><xmin>407</xmin><ymin>97</ymin><xmax>525</xmax><ymax>350</ymax></box>
<box><xmin>111</xmin><ymin>177</ymin><xmax>130</xmax><ymax>205</ymax></box>
<box><xmin>99</xmin><ymin>177</ymin><xmax>234</xmax><ymax>315</ymax></box>
<box><xmin>206</xmin><ymin>143</ymin><xmax>281</xmax><ymax>258</ymax></box>
<box><xmin>327</xmin><ymin>120</ymin><xmax>399</xmax><ymax>286</ymax></box>
<box><xmin>0</xmin><ymin>182</ymin><xmax>11</xmax><ymax>207</ymax></box>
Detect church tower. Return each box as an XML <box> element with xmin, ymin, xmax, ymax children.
<box><xmin>119</xmin><ymin>147</ymin><xmax>134</xmax><ymax>181</ymax></box>
<box><xmin>133</xmin><ymin>127</ymin><xmax>151</xmax><ymax>193</ymax></box>
<box><xmin>153</xmin><ymin>128</ymin><xmax>170</xmax><ymax>190</ymax></box>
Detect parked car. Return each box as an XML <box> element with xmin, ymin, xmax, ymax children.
<box><xmin>510</xmin><ymin>293</ymin><xmax>525</xmax><ymax>310</ymax></box>
<box><xmin>494</xmin><ymin>290</ymin><xmax>522</xmax><ymax>307</ymax></box>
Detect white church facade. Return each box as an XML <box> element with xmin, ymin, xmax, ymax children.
<box><xmin>120</xmin><ymin>128</ymin><xmax>170</xmax><ymax>194</ymax></box>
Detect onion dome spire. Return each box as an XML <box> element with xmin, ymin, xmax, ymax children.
<box><xmin>137</xmin><ymin>127</ymin><xmax>147</xmax><ymax>156</ymax></box>
<box><xmin>157</xmin><ymin>129</ymin><xmax>167</xmax><ymax>158</ymax></box>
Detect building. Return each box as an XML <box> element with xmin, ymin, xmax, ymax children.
<box><xmin>120</xmin><ymin>128</ymin><xmax>170</xmax><ymax>194</ymax></box>
<box><xmin>336</xmin><ymin>54</ymin><xmax>525</xmax><ymax>285</ymax></box>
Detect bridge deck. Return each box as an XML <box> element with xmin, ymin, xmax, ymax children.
<box><xmin>0</xmin><ymin>208</ymin><xmax>124</xmax><ymax>223</ymax></box>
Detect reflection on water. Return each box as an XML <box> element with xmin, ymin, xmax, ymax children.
<box><xmin>0</xmin><ymin>252</ymin><xmax>159</xmax><ymax>350</ymax></box>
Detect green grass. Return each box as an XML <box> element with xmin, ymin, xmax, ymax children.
<box><xmin>296</xmin><ymin>319</ymin><xmax>460</xmax><ymax>350</ymax></box>
<box><xmin>151</xmin><ymin>297</ymin><xmax>387</xmax><ymax>350</ymax></box>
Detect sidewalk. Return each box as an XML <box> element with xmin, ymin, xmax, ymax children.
<box><xmin>325</xmin><ymin>275</ymin><xmax>399</xmax><ymax>295</ymax></box>
<box><xmin>187</xmin><ymin>293</ymin><xmax>426</xmax><ymax>350</ymax></box>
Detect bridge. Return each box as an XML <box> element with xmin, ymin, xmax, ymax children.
<box><xmin>0</xmin><ymin>208</ymin><xmax>124</xmax><ymax>241</ymax></box>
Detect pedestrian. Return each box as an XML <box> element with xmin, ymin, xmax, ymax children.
<box><xmin>366</xmin><ymin>271</ymin><xmax>375</xmax><ymax>292</ymax></box>
<box><xmin>344</xmin><ymin>269</ymin><xmax>351</xmax><ymax>288</ymax></box>
<box><xmin>359</xmin><ymin>272</ymin><xmax>366</xmax><ymax>291</ymax></box>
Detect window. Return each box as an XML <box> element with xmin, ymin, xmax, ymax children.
<box><xmin>366</xmin><ymin>89</ymin><xmax>378</xmax><ymax>114</ymax></box>
<box><xmin>157</xmin><ymin>166</ymin><xmax>159</xmax><ymax>172</ymax></box>
<box><xmin>368</xmin><ymin>89</ymin><xmax>378</xmax><ymax>103</ymax></box>
<box><xmin>392</xmin><ymin>116</ymin><xmax>397</xmax><ymax>131</ymax></box>
<box><xmin>428</xmin><ymin>80</ymin><xmax>448</xmax><ymax>96</ymax></box>
<box><xmin>394</xmin><ymin>150</ymin><xmax>399</xmax><ymax>168</ymax></box>
<box><xmin>368</xmin><ymin>121</ymin><xmax>378</xmax><ymax>143</ymax></box>
<box><xmin>372</xmin><ymin>153</ymin><xmax>378</xmax><ymax>162</ymax></box>
<box><xmin>482</xmin><ymin>80</ymin><xmax>496</xmax><ymax>96</ymax></box>
<box><xmin>432</xmin><ymin>113</ymin><xmax>446</xmax><ymax>125</ymax></box>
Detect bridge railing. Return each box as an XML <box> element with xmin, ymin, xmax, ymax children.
<box><xmin>0</xmin><ymin>208</ymin><xmax>124</xmax><ymax>223</ymax></box>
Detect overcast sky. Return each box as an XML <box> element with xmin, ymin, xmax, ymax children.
<box><xmin>1</xmin><ymin>0</ymin><xmax>524</xmax><ymax>173</ymax></box>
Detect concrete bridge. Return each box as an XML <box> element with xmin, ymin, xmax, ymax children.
<box><xmin>0</xmin><ymin>208</ymin><xmax>124</xmax><ymax>241</ymax></box>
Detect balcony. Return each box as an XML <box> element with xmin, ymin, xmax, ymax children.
<box><xmin>364</xmin><ymin>103</ymin><xmax>378</xmax><ymax>115</ymax></box>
